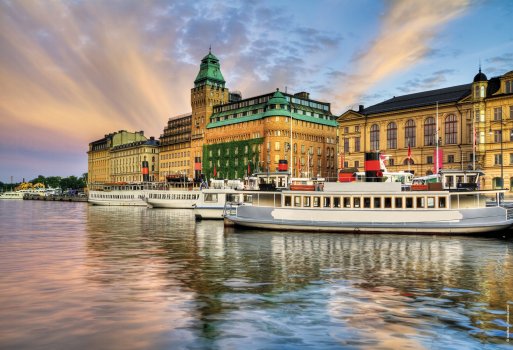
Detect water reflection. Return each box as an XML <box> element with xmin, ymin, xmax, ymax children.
<box><xmin>0</xmin><ymin>201</ymin><xmax>512</xmax><ymax>349</ymax></box>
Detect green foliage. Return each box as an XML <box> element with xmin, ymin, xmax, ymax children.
<box><xmin>203</xmin><ymin>138</ymin><xmax>263</xmax><ymax>180</ymax></box>
<box><xmin>25</xmin><ymin>175</ymin><xmax>86</xmax><ymax>190</ymax></box>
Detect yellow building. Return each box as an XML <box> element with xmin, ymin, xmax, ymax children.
<box><xmin>159</xmin><ymin>50</ymin><xmax>338</xmax><ymax>181</ymax></box>
<box><xmin>158</xmin><ymin>113</ymin><xmax>192</xmax><ymax>181</ymax></box>
<box><xmin>87</xmin><ymin>130</ymin><xmax>159</xmax><ymax>186</ymax></box>
<box><xmin>338</xmin><ymin>69</ymin><xmax>513</xmax><ymax>190</ymax></box>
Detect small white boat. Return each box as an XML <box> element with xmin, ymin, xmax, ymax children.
<box><xmin>0</xmin><ymin>191</ymin><xmax>24</xmax><ymax>200</ymax></box>
<box><xmin>224</xmin><ymin>182</ymin><xmax>513</xmax><ymax>234</ymax></box>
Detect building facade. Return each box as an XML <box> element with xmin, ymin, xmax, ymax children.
<box><xmin>204</xmin><ymin>89</ymin><xmax>338</xmax><ymax>180</ymax></box>
<box><xmin>87</xmin><ymin>130</ymin><xmax>159</xmax><ymax>185</ymax></box>
<box><xmin>158</xmin><ymin>113</ymin><xmax>192</xmax><ymax>181</ymax></box>
<box><xmin>337</xmin><ymin>69</ymin><xmax>513</xmax><ymax>190</ymax></box>
<box><xmin>158</xmin><ymin>50</ymin><xmax>338</xmax><ymax>181</ymax></box>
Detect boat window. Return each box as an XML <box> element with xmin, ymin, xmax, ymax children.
<box><xmin>333</xmin><ymin>197</ymin><xmax>341</xmax><ymax>208</ymax></box>
<box><xmin>416</xmin><ymin>197</ymin><xmax>425</xmax><ymax>208</ymax></box>
<box><xmin>384</xmin><ymin>197</ymin><xmax>392</xmax><ymax>208</ymax></box>
<box><xmin>427</xmin><ymin>197</ymin><xmax>435</xmax><ymax>208</ymax></box>
<box><xmin>344</xmin><ymin>197</ymin><xmax>351</xmax><ymax>208</ymax></box>
<box><xmin>353</xmin><ymin>197</ymin><xmax>361</xmax><ymax>208</ymax></box>
<box><xmin>313</xmin><ymin>196</ymin><xmax>320</xmax><ymax>207</ymax></box>
<box><xmin>205</xmin><ymin>194</ymin><xmax>218</xmax><ymax>202</ymax></box>
<box><xmin>363</xmin><ymin>197</ymin><xmax>371</xmax><ymax>208</ymax></box>
<box><xmin>303</xmin><ymin>196</ymin><xmax>311</xmax><ymax>207</ymax></box>
<box><xmin>244</xmin><ymin>194</ymin><xmax>253</xmax><ymax>204</ymax></box>
<box><xmin>405</xmin><ymin>197</ymin><xmax>413</xmax><ymax>208</ymax></box>
<box><xmin>284</xmin><ymin>196</ymin><xmax>292</xmax><ymax>207</ymax></box>
<box><xmin>456</xmin><ymin>176</ymin><xmax>464</xmax><ymax>185</ymax></box>
<box><xmin>294</xmin><ymin>196</ymin><xmax>301</xmax><ymax>207</ymax></box>
<box><xmin>323</xmin><ymin>196</ymin><xmax>331</xmax><ymax>208</ymax></box>
<box><xmin>373</xmin><ymin>197</ymin><xmax>381</xmax><ymax>208</ymax></box>
<box><xmin>445</xmin><ymin>175</ymin><xmax>454</xmax><ymax>189</ymax></box>
<box><xmin>438</xmin><ymin>197</ymin><xmax>446</xmax><ymax>208</ymax></box>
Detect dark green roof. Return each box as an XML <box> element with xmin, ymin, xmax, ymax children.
<box><xmin>194</xmin><ymin>50</ymin><xmax>225</xmax><ymax>87</ymax></box>
<box><xmin>207</xmin><ymin>110</ymin><xmax>337</xmax><ymax>128</ymax></box>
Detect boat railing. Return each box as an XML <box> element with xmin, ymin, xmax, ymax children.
<box><xmin>223</xmin><ymin>201</ymin><xmax>243</xmax><ymax>217</ymax></box>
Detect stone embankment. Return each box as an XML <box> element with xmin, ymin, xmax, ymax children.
<box><xmin>23</xmin><ymin>194</ymin><xmax>88</xmax><ymax>202</ymax></box>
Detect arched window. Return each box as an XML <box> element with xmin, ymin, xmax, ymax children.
<box><xmin>424</xmin><ymin>117</ymin><xmax>436</xmax><ymax>146</ymax></box>
<box><xmin>370</xmin><ymin>124</ymin><xmax>380</xmax><ymax>151</ymax></box>
<box><xmin>445</xmin><ymin>114</ymin><xmax>457</xmax><ymax>144</ymax></box>
<box><xmin>387</xmin><ymin>122</ymin><xmax>397</xmax><ymax>149</ymax></box>
<box><xmin>403</xmin><ymin>158</ymin><xmax>414</xmax><ymax>165</ymax></box>
<box><xmin>405</xmin><ymin>119</ymin><xmax>416</xmax><ymax>147</ymax></box>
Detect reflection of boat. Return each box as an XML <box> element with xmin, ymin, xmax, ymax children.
<box><xmin>224</xmin><ymin>182</ymin><xmax>513</xmax><ymax>234</ymax></box>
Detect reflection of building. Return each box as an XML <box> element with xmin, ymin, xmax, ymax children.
<box><xmin>182</xmin><ymin>50</ymin><xmax>338</xmax><ymax>180</ymax></box>
<box><xmin>338</xmin><ymin>69</ymin><xmax>513</xmax><ymax>190</ymax></box>
<box><xmin>87</xmin><ymin>130</ymin><xmax>160</xmax><ymax>184</ymax></box>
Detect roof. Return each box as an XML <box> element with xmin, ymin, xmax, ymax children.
<box><xmin>363</xmin><ymin>83</ymin><xmax>471</xmax><ymax>115</ymax></box>
<box><xmin>194</xmin><ymin>50</ymin><xmax>225</xmax><ymax>87</ymax></box>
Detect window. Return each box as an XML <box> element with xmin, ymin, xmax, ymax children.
<box><xmin>445</xmin><ymin>114</ymin><xmax>457</xmax><ymax>144</ymax></box>
<box><xmin>275</xmin><ymin>142</ymin><xmax>280</xmax><ymax>151</ymax></box>
<box><xmin>355</xmin><ymin>125</ymin><xmax>360</xmax><ymax>132</ymax></box>
<box><xmin>387</xmin><ymin>122</ymin><xmax>397</xmax><ymax>149</ymax></box>
<box><xmin>370</xmin><ymin>124</ymin><xmax>380</xmax><ymax>150</ymax></box>
<box><xmin>494</xmin><ymin>130</ymin><xmax>502</xmax><ymax>143</ymax></box>
<box><xmin>494</xmin><ymin>107</ymin><xmax>503</xmax><ymax>121</ymax></box>
<box><xmin>424</xmin><ymin>117</ymin><xmax>436</xmax><ymax>146</ymax></box>
<box><xmin>395</xmin><ymin>197</ymin><xmax>403</xmax><ymax>208</ymax></box>
<box><xmin>506</xmin><ymin>80</ymin><xmax>513</xmax><ymax>94</ymax></box>
<box><xmin>354</xmin><ymin>160</ymin><xmax>360</xmax><ymax>168</ymax></box>
<box><xmin>495</xmin><ymin>154</ymin><xmax>503</xmax><ymax>165</ymax></box>
<box><xmin>448</xmin><ymin>155</ymin><xmax>455</xmax><ymax>163</ymax></box>
<box><xmin>344</xmin><ymin>138</ymin><xmax>349</xmax><ymax>153</ymax></box>
<box><xmin>405</xmin><ymin>119</ymin><xmax>416</xmax><ymax>147</ymax></box>
<box><xmin>354</xmin><ymin>137</ymin><xmax>361</xmax><ymax>152</ymax></box>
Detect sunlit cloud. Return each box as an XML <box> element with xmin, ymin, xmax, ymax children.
<box><xmin>332</xmin><ymin>0</ymin><xmax>470</xmax><ymax>109</ymax></box>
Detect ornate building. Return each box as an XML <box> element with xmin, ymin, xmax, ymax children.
<box><xmin>158</xmin><ymin>50</ymin><xmax>338</xmax><ymax>181</ymax></box>
<box><xmin>338</xmin><ymin>69</ymin><xmax>513</xmax><ymax>190</ymax></box>
<box><xmin>87</xmin><ymin>130</ymin><xmax>160</xmax><ymax>185</ymax></box>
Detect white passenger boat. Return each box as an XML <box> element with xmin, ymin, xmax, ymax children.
<box><xmin>224</xmin><ymin>182</ymin><xmax>513</xmax><ymax>234</ymax></box>
<box><xmin>88</xmin><ymin>182</ymin><xmax>159</xmax><ymax>206</ymax></box>
<box><xmin>145</xmin><ymin>189</ymin><xmax>201</xmax><ymax>209</ymax></box>
<box><xmin>0</xmin><ymin>191</ymin><xmax>25</xmax><ymax>200</ymax></box>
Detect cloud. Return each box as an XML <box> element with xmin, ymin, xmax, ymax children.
<box><xmin>396</xmin><ymin>69</ymin><xmax>456</xmax><ymax>93</ymax></box>
<box><xmin>330</xmin><ymin>0</ymin><xmax>470</xmax><ymax>111</ymax></box>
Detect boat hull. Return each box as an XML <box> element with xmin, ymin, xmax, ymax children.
<box><xmin>225</xmin><ymin>206</ymin><xmax>513</xmax><ymax>234</ymax></box>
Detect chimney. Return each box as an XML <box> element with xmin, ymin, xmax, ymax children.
<box><xmin>358</xmin><ymin>105</ymin><xmax>364</xmax><ymax>113</ymax></box>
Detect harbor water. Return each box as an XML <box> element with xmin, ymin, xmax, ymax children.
<box><xmin>1</xmin><ymin>200</ymin><xmax>512</xmax><ymax>349</ymax></box>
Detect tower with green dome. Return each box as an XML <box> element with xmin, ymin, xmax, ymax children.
<box><xmin>190</xmin><ymin>49</ymin><xmax>230</xmax><ymax>179</ymax></box>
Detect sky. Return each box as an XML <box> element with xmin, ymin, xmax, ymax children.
<box><xmin>1</xmin><ymin>0</ymin><xmax>512</xmax><ymax>183</ymax></box>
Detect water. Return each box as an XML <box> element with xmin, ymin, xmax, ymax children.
<box><xmin>0</xmin><ymin>200</ymin><xmax>512</xmax><ymax>350</ymax></box>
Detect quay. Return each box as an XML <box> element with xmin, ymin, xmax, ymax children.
<box><xmin>23</xmin><ymin>194</ymin><xmax>88</xmax><ymax>203</ymax></box>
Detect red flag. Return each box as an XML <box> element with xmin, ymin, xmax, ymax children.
<box><xmin>213</xmin><ymin>165</ymin><xmax>217</xmax><ymax>177</ymax></box>
<box><xmin>407</xmin><ymin>144</ymin><xmax>411</xmax><ymax>159</ymax></box>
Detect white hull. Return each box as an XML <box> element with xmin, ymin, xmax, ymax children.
<box><xmin>146</xmin><ymin>199</ymin><xmax>197</xmax><ymax>209</ymax></box>
<box><xmin>226</xmin><ymin>206</ymin><xmax>513</xmax><ymax>234</ymax></box>
<box><xmin>194</xmin><ymin>207</ymin><xmax>225</xmax><ymax>220</ymax></box>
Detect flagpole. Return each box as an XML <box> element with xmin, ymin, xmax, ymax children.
<box><xmin>436</xmin><ymin>101</ymin><xmax>439</xmax><ymax>174</ymax></box>
<box><xmin>472</xmin><ymin>109</ymin><xmax>476</xmax><ymax>170</ymax></box>
<box><xmin>289</xmin><ymin>102</ymin><xmax>293</xmax><ymax>181</ymax></box>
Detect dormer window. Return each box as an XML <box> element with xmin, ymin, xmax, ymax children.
<box><xmin>506</xmin><ymin>80</ymin><xmax>513</xmax><ymax>94</ymax></box>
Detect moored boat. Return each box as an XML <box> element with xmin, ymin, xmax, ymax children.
<box><xmin>0</xmin><ymin>191</ymin><xmax>25</xmax><ymax>200</ymax></box>
<box><xmin>224</xmin><ymin>181</ymin><xmax>513</xmax><ymax>234</ymax></box>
